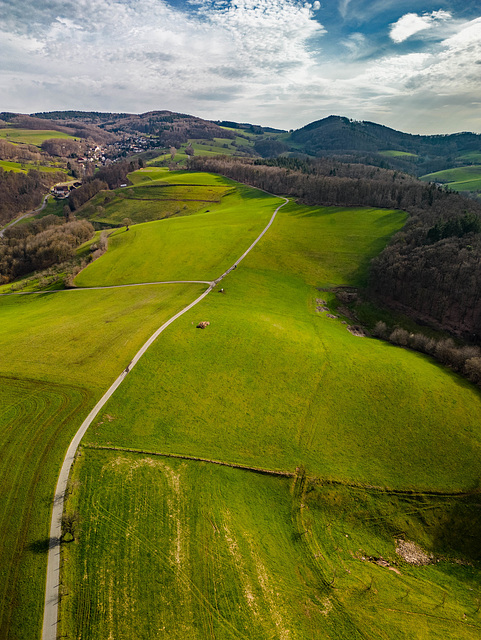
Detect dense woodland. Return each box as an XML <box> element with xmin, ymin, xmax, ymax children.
<box><xmin>0</xmin><ymin>215</ymin><xmax>94</xmax><ymax>282</ymax></box>
<box><xmin>189</xmin><ymin>155</ymin><xmax>481</xmax><ymax>339</ymax></box>
<box><xmin>0</xmin><ymin>168</ymin><xmax>64</xmax><ymax>226</ymax></box>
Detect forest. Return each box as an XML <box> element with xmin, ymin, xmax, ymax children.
<box><xmin>0</xmin><ymin>215</ymin><xmax>94</xmax><ymax>282</ymax></box>
<box><xmin>0</xmin><ymin>168</ymin><xmax>64</xmax><ymax>226</ymax></box>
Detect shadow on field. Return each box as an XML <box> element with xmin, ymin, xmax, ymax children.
<box><xmin>28</xmin><ymin>538</ymin><xmax>51</xmax><ymax>554</ymax></box>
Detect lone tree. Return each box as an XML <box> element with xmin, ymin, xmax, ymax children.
<box><xmin>123</xmin><ymin>217</ymin><xmax>132</xmax><ymax>231</ymax></box>
<box><xmin>185</xmin><ymin>144</ymin><xmax>195</xmax><ymax>157</ymax></box>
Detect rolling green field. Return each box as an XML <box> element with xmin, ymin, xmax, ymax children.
<box><xmin>0</xmin><ymin>128</ymin><xmax>77</xmax><ymax>146</ymax></box>
<box><xmin>60</xmin><ymin>449</ymin><xmax>481</xmax><ymax>639</ymax></box>
<box><xmin>75</xmin><ymin>183</ymin><xmax>283</xmax><ymax>286</ymax></box>
<box><xmin>421</xmin><ymin>166</ymin><xmax>481</xmax><ymax>192</ymax></box>
<box><xmin>0</xmin><ymin>160</ymin><xmax>64</xmax><ymax>174</ymax></box>
<box><xmin>379</xmin><ymin>150</ymin><xmax>418</xmax><ymax>158</ymax></box>
<box><xmin>0</xmin><ymin>283</ymin><xmax>206</xmax><ymax>639</ymax></box>
<box><xmin>77</xmin><ymin>181</ymin><xmax>234</xmax><ymax>226</ymax></box>
<box><xmin>83</xmin><ymin>199</ymin><xmax>481</xmax><ymax>491</ymax></box>
<box><xmin>3</xmin><ymin>169</ymin><xmax>481</xmax><ymax>639</ymax></box>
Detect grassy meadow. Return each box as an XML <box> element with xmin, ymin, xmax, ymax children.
<box><xmin>82</xmin><ymin>199</ymin><xmax>481</xmax><ymax>491</ymax></box>
<box><xmin>0</xmin><ymin>282</ymin><xmax>205</xmax><ymax>639</ymax></box>
<box><xmin>77</xmin><ymin>180</ymin><xmax>235</xmax><ymax>226</ymax></box>
<box><xmin>75</xmin><ymin>181</ymin><xmax>283</xmax><ymax>286</ymax></box>
<box><xmin>60</xmin><ymin>449</ymin><xmax>481</xmax><ymax>639</ymax></box>
<box><xmin>3</xmin><ymin>168</ymin><xmax>481</xmax><ymax>639</ymax></box>
<box><xmin>0</xmin><ymin>128</ymin><xmax>78</xmax><ymax>146</ymax></box>
<box><xmin>0</xmin><ymin>160</ymin><xmax>64</xmax><ymax>174</ymax></box>
<box><xmin>421</xmin><ymin>166</ymin><xmax>481</xmax><ymax>192</ymax></box>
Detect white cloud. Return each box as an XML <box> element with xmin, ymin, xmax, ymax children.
<box><xmin>390</xmin><ymin>10</ymin><xmax>452</xmax><ymax>44</ymax></box>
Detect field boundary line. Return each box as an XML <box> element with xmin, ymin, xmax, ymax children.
<box><xmin>42</xmin><ymin>191</ymin><xmax>289</xmax><ymax>640</ymax></box>
<box><xmin>0</xmin><ymin>280</ymin><xmax>213</xmax><ymax>296</ymax></box>
<box><xmin>83</xmin><ymin>444</ymin><xmax>295</xmax><ymax>477</ymax></box>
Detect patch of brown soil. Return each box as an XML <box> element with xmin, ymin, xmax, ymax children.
<box><xmin>196</xmin><ymin>321</ymin><xmax>210</xmax><ymax>329</ymax></box>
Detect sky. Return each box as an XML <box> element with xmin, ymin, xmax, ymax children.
<box><xmin>0</xmin><ymin>0</ymin><xmax>480</xmax><ymax>134</ymax></box>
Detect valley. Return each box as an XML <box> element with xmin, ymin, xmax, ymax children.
<box><xmin>0</xmin><ymin>117</ymin><xmax>481</xmax><ymax>640</ymax></box>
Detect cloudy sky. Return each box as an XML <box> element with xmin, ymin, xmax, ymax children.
<box><xmin>1</xmin><ymin>0</ymin><xmax>480</xmax><ymax>133</ymax></box>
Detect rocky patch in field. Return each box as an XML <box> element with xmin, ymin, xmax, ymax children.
<box><xmin>396</xmin><ymin>539</ymin><xmax>433</xmax><ymax>566</ymax></box>
<box><xmin>347</xmin><ymin>325</ymin><xmax>367</xmax><ymax>337</ymax></box>
<box><xmin>196</xmin><ymin>321</ymin><xmax>210</xmax><ymax>329</ymax></box>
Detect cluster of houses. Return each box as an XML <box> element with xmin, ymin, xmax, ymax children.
<box><xmin>51</xmin><ymin>182</ymin><xmax>82</xmax><ymax>199</ymax></box>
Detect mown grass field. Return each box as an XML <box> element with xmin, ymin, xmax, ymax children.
<box><xmin>421</xmin><ymin>165</ymin><xmax>481</xmax><ymax>192</ymax></box>
<box><xmin>84</xmin><ymin>198</ymin><xmax>481</xmax><ymax>492</ymax></box>
<box><xmin>0</xmin><ymin>128</ymin><xmax>78</xmax><ymax>146</ymax></box>
<box><xmin>75</xmin><ymin>182</ymin><xmax>282</xmax><ymax>286</ymax></box>
<box><xmin>60</xmin><ymin>449</ymin><xmax>481</xmax><ymax>639</ymax></box>
<box><xmin>0</xmin><ymin>282</ymin><xmax>205</xmax><ymax>639</ymax></box>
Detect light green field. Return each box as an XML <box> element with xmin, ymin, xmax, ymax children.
<box><xmin>0</xmin><ymin>377</ymin><xmax>91</xmax><ymax>640</ymax></box>
<box><xmin>0</xmin><ymin>284</ymin><xmax>205</xmax><ymax>388</ymax></box>
<box><xmin>60</xmin><ymin>449</ymin><xmax>481</xmax><ymax>640</ymax></box>
<box><xmin>379</xmin><ymin>150</ymin><xmax>418</xmax><ymax>158</ymax></box>
<box><xmin>0</xmin><ymin>159</ymin><xmax>65</xmax><ymax>174</ymax></box>
<box><xmin>458</xmin><ymin>152</ymin><xmax>481</xmax><ymax>163</ymax></box>
<box><xmin>0</xmin><ymin>282</ymin><xmax>205</xmax><ymax>638</ymax></box>
<box><xmin>75</xmin><ymin>185</ymin><xmax>283</xmax><ymax>287</ymax></box>
<box><xmin>421</xmin><ymin>166</ymin><xmax>481</xmax><ymax>191</ymax></box>
<box><xmin>78</xmin><ymin>181</ymin><xmax>235</xmax><ymax>226</ymax></box>
<box><xmin>83</xmin><ymin>200</ymin><xmax>481</xmax><ymax>492</ymax></box>
<box><xmin>0</xmin><ymin>128</ymin><xmax>77</xmax><ymax>146</ymax></box>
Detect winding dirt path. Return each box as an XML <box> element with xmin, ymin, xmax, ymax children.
<box><xmin>41</xmin><ymin>194</ymin><xmax>289</xmax><ymax>640</ymax></box>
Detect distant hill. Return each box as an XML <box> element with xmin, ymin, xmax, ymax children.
<box><xmin>286</xmin><ymin>116</ymin><xmax>481</xmax><ymax>176</ymax></box>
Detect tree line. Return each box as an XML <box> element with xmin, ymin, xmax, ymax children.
<box><xmin>188</xmin><ymin>155</ymin><xmax>481</xmax><ymax>339</ymax></box>
<box><xmin>0</xmin><ymin>215</ymin><xmax>94</xmax><ymax>283</ymax></box>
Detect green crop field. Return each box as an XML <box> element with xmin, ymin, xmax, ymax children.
<box><xmin>83</xmin><ymin>199</ymin><xmax>481</xmax><ymax>492</ymax></box>
<box><xmin>421</xmin><ymin>166</ymin><xmax>481</xmax><ymax>192</ymax></box>
<box><xmin>0</xmin><ymin>283</ymin><xmax>206</xmax><ymax>639</ymax></box>
<box><xmin>0</xmin><ymin>128</ymin><xmax>78</xmax><ymax>146</ymax></box>
<box><xmin>75</xmin><ymin>185</ymin><xmax>283</xmax><ymax>287</ymax></box>
<box><xmin>60</xmin><ymin>449</ymin><xmax>481</xmax><ymax>639</ymax></box>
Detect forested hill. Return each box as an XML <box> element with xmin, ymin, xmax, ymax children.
<box><xmin>287</xmin><ymin>116</ymin><xmax>481</xmax><ymax>175</ymax></box>
<box><xmin>189</xmin><ymin>155</ymin><xmax>481</xmax><ymax>339</ymax></box>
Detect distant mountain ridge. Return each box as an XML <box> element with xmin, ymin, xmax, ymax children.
<box><xmin>2</xmin><ymin>109</ymin><xmax>481</xmax><ymax>175</ymax></box>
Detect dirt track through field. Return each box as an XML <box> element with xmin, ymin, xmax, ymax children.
<box><xmin>41</xmin><ymin>192</ymin><xmax>289</xmax><ymax>640</ymax></box>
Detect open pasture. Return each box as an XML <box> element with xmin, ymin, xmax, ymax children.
<box><xmin>0</xmin><ymin>283</ymin><xmax>205</xmax><ymax>388</ymax></box>
<box><xmin>84</xmin><ymin>200</ymin><xmax>481</xmax><ymax>491</ymax></box>
<box><xmin>75</xmin><ymin>184</ymin><xmax>283</xmax><ymax>287</ymax></box>
<box><xmin>379</xmin><ymin>150</ymin><xmax>418</xmax><ymax>158</ymax></box>
<box><xmin>421</xmin><ymin>165</ymin><xmax>481</xmax><ymax>192</ymax></box>
<box><xmin>0</xmin><ymin>376</ymin><xmax>91</xmax><ymax>640</ymax></box>
<box><xmin>0</xmin><ymin>128</ymin><xmax>77</xmax><ymax>146</ymax></box>
<box><xmin>0</xmin><ymin>159</ymin><xmax>65</xmax><ymax>174</ymax></box>
<box><xmin>0</xmin><ymin>282</ymin><xmax>206</xmax><ymax>638</ymax></box>
<box><xmin>78</xmin><ymin>181</ymin><xmax>234</xmax><ymax>226</ymax></box>
<box><xmin>59</xmin><ymin>449</ymin><xmax>481</xmax><ymax>640</ymax></box>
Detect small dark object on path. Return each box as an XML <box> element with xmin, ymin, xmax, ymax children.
<box><xmin>197</xmin><ymin>321</ymin><xmax>210</xmax><ymax>329</ymax></box>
